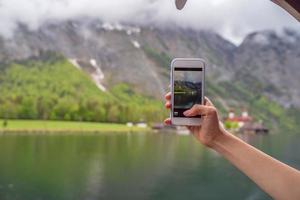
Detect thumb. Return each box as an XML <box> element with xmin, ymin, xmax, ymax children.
<box><xmin>184</xmin><ymin>104</ymin><xmax>216</xmax><ymax>117</ymax></box>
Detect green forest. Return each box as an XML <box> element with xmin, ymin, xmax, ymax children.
<box><xmin>0</xmin><ymin>55</ymin><xmax>166</xmax><ymax>123</ymax></box>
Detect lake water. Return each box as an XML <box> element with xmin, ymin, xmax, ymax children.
<box><xmin>0</xmin><ymin>132</ymin><xmax>299</xmax><ymax>200</ymax></box>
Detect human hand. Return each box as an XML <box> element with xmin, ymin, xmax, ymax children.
<box><xmin>164</xmin><ymin>92</ymin><xmax>227</xmax><ymax>148</ymax></box>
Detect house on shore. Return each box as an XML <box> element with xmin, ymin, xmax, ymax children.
<box><xmin>223</xmin><ymin>109</ymin><xmax>269</xmax><ymax>134</ymax></box>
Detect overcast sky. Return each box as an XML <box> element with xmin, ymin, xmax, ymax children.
<box><xmin>0</xmin><ymin>0</ymin><xmax>299</xmax><ymax>44</ymax></box>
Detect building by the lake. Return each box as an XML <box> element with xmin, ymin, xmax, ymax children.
<box><xmin>223</xmin><ymin>109</ymin><xmax>268</xmax><ymax>134</ymax></box>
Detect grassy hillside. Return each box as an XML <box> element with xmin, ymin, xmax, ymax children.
<box><xmin>206</xmin><ymin>79</ymin><xmax>300</xmax><ymax>134</ymax></box>
<box><xmin>0</xmin><ymin>54</ymin><xmax>166</xmax><ymax>123</ymax></box>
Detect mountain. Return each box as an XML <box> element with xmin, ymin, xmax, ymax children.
<box><xmin>1</xmin><ymin>20</ymin><xmax>299</xmax><ymax>103</ymax></box>
<box><xmin>0</xmin><ymin>19</ymin><xmax>237</xmax><ymax>99</ymax></box>
<box><xmin>0</xmin><ymin>53</ymin><xmax>165</xmax><ymax>123</ymax></box>
<box><xmin>0</xmin><ymin>18</ymin><xmax>300</xmax><ymax>131</ymax></box>
<box><xmin>234</xmin><ymin>30</ymin><xmax>300</xmax><ymax>107</ymax></box>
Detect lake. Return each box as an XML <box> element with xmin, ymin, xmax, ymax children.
<box><xmin>0</xmin><ymin>132</ymin><xmax>299</xmax><ymax>200</ymax></box>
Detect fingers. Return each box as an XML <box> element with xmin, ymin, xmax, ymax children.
<box><xmin>165</xmin><ymin>101</ymin><xmax>171</xmax><ymax>109</ymax></box>
<box><xmin>164</xmin><ymin>118</ymin><xmax>171</xmax><ymax>125</ymax></box>
<box><xmin>165</xmin><ymin>92</ymin><xmax>171</xmax><ymax>100</ymax></box>
<box><xmin>165</xmin><ymin>92</ymin><xmax>171</xmax><ymax>109</ymax></box>
<box><xmin>183</xmin><ymin>104</ymin><xmax>216</xmax><ymax>117</ymax></box>
<box><xmin>164</xmin><ymin>93</ymin><xmax>216</xmax><ymax>118</ymax></box>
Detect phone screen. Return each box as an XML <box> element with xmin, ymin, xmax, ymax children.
<box><xmin>173</xmin><ymin>67</ymin><xmax>203</xmax><ymax>118</ymax></box>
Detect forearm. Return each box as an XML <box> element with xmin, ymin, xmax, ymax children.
<box><xmin>211</xmin><ymin>131</ymin><xmax>300</xmax><ymax>200</ymax></box>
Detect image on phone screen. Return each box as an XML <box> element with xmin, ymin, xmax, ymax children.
<box><xmin>173</xmin><ymin>67</ymin><xmax>202</xmax><ymax>118</ymax></box>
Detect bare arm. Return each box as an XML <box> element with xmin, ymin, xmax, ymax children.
<box><xmin>164</xmin><ymin>93</ymin><xmax>300</xmax><ymax>200</ymax></box>
<box><xmin>212</xmin><ymin>131</ymin><xmax>300</xmax><ymax>200</ymax></box>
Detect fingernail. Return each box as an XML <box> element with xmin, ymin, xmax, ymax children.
<box><xmin>183</xmin><ymin>110</ymin><xmax>190</xmax><ymax>116</ymax></box>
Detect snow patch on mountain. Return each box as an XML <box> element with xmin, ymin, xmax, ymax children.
<box><xmin>69</xmin><ymin>58</ymin><xmax>106</xmax><ymax>92</ymax></box>
<box><xmin>251</xmin><ymin>33</ymin><xmax>271</xmax><ymax>45</ymax></box>
<box><xmin>90</xmin><ymin>59</ymin><xmax>106</xmax><ymax>92</ymax></box>
<box><xmin>69</xmin><ymin>59</ymin><xmax>81</xmax><ymax>69</ymax></box>
<box><xmin>101</xmin><ymin>22</ymin><xmax>141</xmax><ymax>35</ymax></box>
<box><xmin>131</xmin><ymin>40</ymin><xmax>140</xmax><ymax>49</ymax></box>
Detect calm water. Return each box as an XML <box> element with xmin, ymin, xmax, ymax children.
<box><xmin>0</xmin><ymin>132</ymin><xmax>299</xmax><ymax>200</ymax></box>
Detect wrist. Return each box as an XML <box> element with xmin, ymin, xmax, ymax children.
<box><xmin>210</xmin><ymin>129</ymin><xmax>232</xmax><ymax>152</ymax></box>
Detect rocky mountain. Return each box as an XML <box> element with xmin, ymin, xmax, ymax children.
<box><xmin>234</xmin><ymin>30</ymin><xmax>300</xmax><ymax>107</ymax></box>
<box><xmin>0</xmin><ymin>18</ymin><xmax>299</xmax><ymax>109</ymax></box>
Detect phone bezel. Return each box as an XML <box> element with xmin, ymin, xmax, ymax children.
<box><xmin>171</xmin><ymin>58</ymin><xmax>205</xmax><ymax>126</ymax></box>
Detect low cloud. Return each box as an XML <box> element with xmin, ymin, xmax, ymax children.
<box><xmin>0</xmin><ymin>0</ymin><xmax>298</xmax><ymax>43</ymax></box>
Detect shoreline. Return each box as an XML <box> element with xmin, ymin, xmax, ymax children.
<box><xmin>0</xmin><ymin>119</ymin><xmax>150</xmax><ymax>134</ymax></box>
<box><xmin>0</xmin><ymin>128</ymin><xmax>149</xmax><ymax>134</ymax></box>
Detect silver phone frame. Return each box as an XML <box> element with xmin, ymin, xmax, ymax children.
<box><xmin>170</xmin><ymin>58</ymin><xmax>205</xmax><ymax>126</ymax></box>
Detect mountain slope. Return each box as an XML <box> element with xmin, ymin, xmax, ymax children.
<box><xmin>1</xmin><ymin>20</ymin><xmax>299</xmax><ymax>104</ymax></box>
<box><xmin>0</xmin><ymin>53</ymin><xmax>165</xmax><ymax>123</ymax></box>
<box><xmin>234</xmin><ymin>30</ymin><xmax>300</xmax><ymax>107</ymax></box>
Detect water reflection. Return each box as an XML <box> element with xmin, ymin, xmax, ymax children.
<box><xmin>0</xmin><ymin>132</ymin><xmax>299</xmax><ymax>200</ymax></box>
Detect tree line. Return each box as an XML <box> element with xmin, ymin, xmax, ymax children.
<box><xmin>0</xmin><ymin>57</ymin><xmax>166</xmax><ymax>123</ymax></box>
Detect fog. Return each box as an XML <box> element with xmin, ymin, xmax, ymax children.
<box><xmin>0</xmin><ymin>0</ymin><xmax>298</xmax><ymax>44</ymax></box>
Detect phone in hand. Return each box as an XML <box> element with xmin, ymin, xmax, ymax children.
<box><xmin>170</xmin><ymin>58</ymin><xmax>205</xmax><ymax>126</ymax></box>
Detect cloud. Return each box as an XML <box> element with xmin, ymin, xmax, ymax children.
<box><xmin>0</xmin><ymin>0</ymin><xmax>298</xmax><ymax>43</ymax></box>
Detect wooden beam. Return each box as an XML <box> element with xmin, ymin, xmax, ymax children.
<box><xmin>271</xmin><ymin>0</ymin><xmax>300</xmax><ymax>21</ymax></box>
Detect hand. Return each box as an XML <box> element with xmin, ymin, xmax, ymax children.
<box><xmin>164</xmin><ymin>92</ymin><xmax>226</xmax><ymax>147</ymax></box>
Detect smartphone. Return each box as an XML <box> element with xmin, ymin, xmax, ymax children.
<box><xmin>171</xmin><ymin>58</ymin><xmax>205</xmax><ymax>126</ymax></box>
